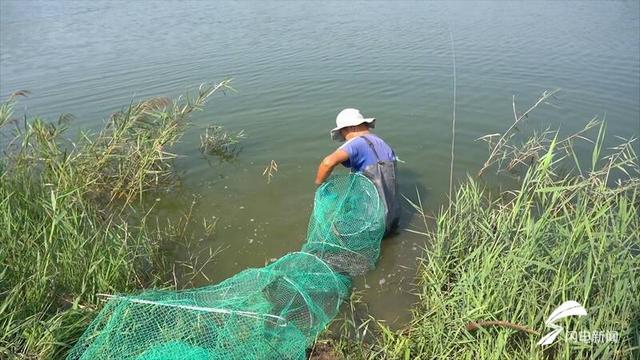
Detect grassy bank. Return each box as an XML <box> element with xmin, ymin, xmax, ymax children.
<box><xmin>0</xmin><ymin>83</ymin><xmax>229</xmax><ymax>359</ymax></box>
<box><xmin>334</xmin><ymin>125</ymin><xmax>639</xmax><ymax>359</ymax></box>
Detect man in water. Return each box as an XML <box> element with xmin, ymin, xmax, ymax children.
<box><xmin>315</xmin><ymin>108</ymin><xmax>399</xmax><ymax>234</ymax></box>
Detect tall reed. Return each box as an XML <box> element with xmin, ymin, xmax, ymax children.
<box><xmin>0</xmin><ymin>81</ymin><xmax>229</xmax><ymax>358</ymax></box>
<box><xmin>336</xmin><ymin>116</ymin><xmax>639</xmax><ymax>359</ymax></box>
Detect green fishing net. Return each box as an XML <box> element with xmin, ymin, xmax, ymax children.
<box><xmin>67</xmin><ymin>174</ymin><xmax>385</xmax><ymax>360</ymax></box>
<box><xmin>303</xmin><ymin>173</ymin><xmax>386</xmax><ymax>276</ymax></box>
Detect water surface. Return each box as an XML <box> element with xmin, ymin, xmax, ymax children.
<box><xmin>2</xmin><ymin>0</ymin><xmax>639</xmax><ymax>327</ymax></box>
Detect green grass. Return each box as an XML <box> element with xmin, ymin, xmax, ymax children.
<box><xmin>0</xmin><ymin>82</ymin><xmax>229</xmax><ymax>359</ymax></box>
<box><xmin>335</xmin><ymin>124</ymin><xmax>639</xmax><ymax>359</ymax></box>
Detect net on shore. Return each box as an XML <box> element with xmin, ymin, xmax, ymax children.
<box><xmin>66</xmin><ymin>174</ymin><xmax>385</xmax><ymax>360</ymax></box>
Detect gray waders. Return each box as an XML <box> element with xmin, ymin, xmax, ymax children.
<box><xmin>361</xmin><ymin>136</ymin><xmax>400</xmax><ymax>235</ymax></box>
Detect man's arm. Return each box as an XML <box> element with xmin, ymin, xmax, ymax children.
<box><xmin>315</xmin><ymin>149</ymin><xmax>349</xmax><ymax>185</ymax></box>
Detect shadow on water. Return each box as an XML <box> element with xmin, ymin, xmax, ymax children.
<box><xmin>395</xmin><ymin>166</ymin><xmax>435</xmax><ymax>233</ymax></box>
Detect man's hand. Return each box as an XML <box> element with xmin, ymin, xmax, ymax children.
<box><xmin>315</xmin><ymin>149</ymin><xmax>349</xmax><ymax>185</ymax></box>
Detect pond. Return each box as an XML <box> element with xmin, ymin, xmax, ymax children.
<box><xmin>1</xmin><ymin>0</ymin><xmax>638</xmax><ymax>327</ymax></box>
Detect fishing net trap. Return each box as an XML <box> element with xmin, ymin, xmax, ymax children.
<box><xmin>67</xmin><ymin>174</ymin><xmax>386</xmax><ymax>360</ymax></box>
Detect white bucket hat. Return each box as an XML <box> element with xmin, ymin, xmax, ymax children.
<box><xmin>330</xmin><ymin>108</ymin><xmax>376</xmax><ymax>142</ymax></box>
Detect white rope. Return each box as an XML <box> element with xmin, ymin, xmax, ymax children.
<box><xmin>97</xmin><ymin>293</ymin><xmax>288</xmax><ymax>326</ymax></box>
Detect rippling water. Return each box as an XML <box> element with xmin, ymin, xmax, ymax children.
<box><xmin>2</xmin><ymin>1</ymin><xmax>639</xmax><ymax>326</ymax></box>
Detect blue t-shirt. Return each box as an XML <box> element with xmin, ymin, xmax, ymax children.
<box><xmin>339</xmin><ymin>134</ymin><xmax>395</xmax><ymax>172</ymax></box>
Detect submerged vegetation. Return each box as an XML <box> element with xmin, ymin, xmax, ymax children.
<box><xmin>0</xmin><ymin>82</ymin><xmax>230</xmax><ymax>358</ymax></box>
<box><xmin>200</xmin><ymin>124</ymin><xmax>246</xmax><ymax>160</ymax></box>
<box><xmin>332</xmin><ymin>111</ymin><xmax>639</xmax><ymax>358</ymax></box>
